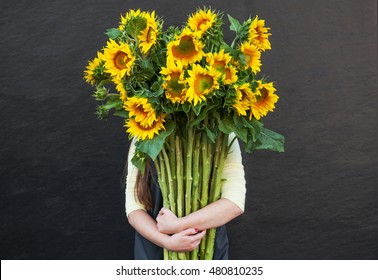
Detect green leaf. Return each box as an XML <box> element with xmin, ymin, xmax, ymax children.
<box><xmin>204</xmin><ymin>127</ymin><xmax>217</xmax><ymax>143</ymax></box>
<box><xmin>216</xmin><ymin>114</ymin><xmax>248</xmax><ymax>143</ymax></box>
<box><xmin>125</xmin><ymin>17</ymin><xmax>147</xmax><ymax>38</ymax></box>
<box><xmin>131</xmin><ymin>150</ymin><xmax>147</xmax><ymax>174</ymax></box>
<box><xmin>140</xmin><ymin>59</ymin><xmax>155</xmax><ymax>76</ymax></box>
<box><xmin>238</xmin><ymin>53</ymin><xmax>247</xmax><ymax>67</ymax></box>
<box><xmin>255</xmin><ymin>127</ymin><xmax>285</xmax><ymax>152</ymax></box>
<box><xmin>233</xmin><ymin>114</ymin><xmax>245</xmax><ymax>129</ymax></box>
<box><xmin>151</xmin><ymin>81</ymin><xmax>162</xmax><ymax>93</ymax></box>
<box><xmin>227</xmin><ymin>14</ymin><xmax>242</xmax><ymax>33</ymax></box>
<box><xmin>245</xmin><ymin>132</ymin><xmax>258</xmax><ymax>153</ymax></box>
<box><xmin>245</xmin><ymin>118</ymin><xmax>263</xmax><ymax>142</ymax></box>
<box><xmin>217</xmin><ymin>115</ymin><xmax>234</xmax><ymax>134</ymax></box>
<box><xmin>135</xmin><ymin>121</ymin><xmax>176</xmax><ymax>160</ymax></box>
<box><xmin>191</xmin><ymin>102</ymin><xmax>206</xmax><ymax>116</ymax></box>
<box><xmin>106</xmin><ymin>28</ymin><xmax>122</xmax><ymax>39</ymax></box>
<box><xmin>182</xmin><ymin>102</ymin><xmax>191</xmax><ymax>113</ymax></box>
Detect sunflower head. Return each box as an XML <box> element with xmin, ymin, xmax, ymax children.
<box><xmin>103</xmin><ymin>39</ymin><xmax>136</xmax><ymax>80</ymax></box>
<box><xmin>84</xmin><ymin>52</ymin><xmax>106</xmax><ymax>85</ymax></box>
<box><xmin>187</xmin><ymin>8</ymin><xmax>218</xmax><ymax>36</ymax></box>
<box><xmin>240</xmin><ymin>42</ymin><xmax>262</xmax><ymax>74</ymax></box>
<box><xmin>206</xmin><ymin>50</ymin><xmax>238</xmax><ymax>85</ymax></box>
<box><xmin>123</xmin><ymin>96</ymin><xmax>157</xmax><ymax>127</ymax></box>
<box><xmin>232</xmin><ymin>83</ymin><xmax>255</xmax><ymax>116</ymax></box>
<box><xmin>250</xmin><ymin>81</ymin><xmax>278</xmax><ymax>120</ymax></box>
<box><xmin>138</xmin><ymin>11</ymin><xmax>160</xmax><ymax>54</ymax></box>
<box><xmin>125</xmin><ymin>115</ymin><xmax>166</xmax><ymax>140</ymax></box>
<box><xmin>166</xmin><ymin>28</ymin><xmax>204</xmax><ymax>66</ymax></box>
<box><xmin>160</xmin><ymin>60</ymin><xmax>188</xmax><ymax>104</ymax></box>
<box><xmin>249</xmin><ymin>15</ymin><xmax>271</xmax><ymax>51</ymax></box>
<box><xmin>186</xmin><ymin>64</ymin><xmax>220</xmax><ymax>106</ymax></box>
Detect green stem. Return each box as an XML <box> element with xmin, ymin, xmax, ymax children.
<box><xmin>175</xmin><ymin>136</ymin><xmax>187</xmax><ymax>260</ymax></box>
<box><xmin>190</xmin><ymin>133</ymin><xmax>202</xmax><ymax>260</ymax></box>
<box><xmin>199</xmin><ymin>118</ymin><xmax>213</xmax><ymax>259</ymax></box>
<box><xmin>169</xmin><ymin>132</ymin><xmax>177</xmax><ymax>192</ymax></box>
<box><xmin>156</xmin><ymin>154</ymin><xmax>177</xmax><ymax>260</ymax></box>
<box><xmin>204</xmin><ymin>132</ymin><xmax>229</xmax><ymax>260</ymax></box>
<box><xmin>185</xmin><ymin>112</ymin><xmax>195</xmax><ymax>217</ymax></box>
<box><xmin>200</xmin><ymin>132</ymin><xmax>212</xmax><ymax>210</ymax></box>
<box><xmin>175</xmin><ymin>136</ymin><xmax>184</xmax><ymax>218</ymax></box>
<box><xmin>161</xmin><ymin>147</ymin><xmax>176</xmax><ymax>215</ymax></box>
<box><xmin>191</xmin><ymin>133</ymin><xmax>201</xmax><ymax>212</ymax></box>
<box><xmin>156</xmin><ymin>155</ymin><xmax>169</xmax><ymax>209</ymax></box>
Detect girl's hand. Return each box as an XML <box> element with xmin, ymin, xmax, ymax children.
<box><xmin>164</xmin><ymin>228</ymin><xmax>206</xmax><ymax>252</ymax></box>
<box><xmin>156</xmin><ymin>208</ymin><xmax>182</xmax><ymax>234</ymax></box>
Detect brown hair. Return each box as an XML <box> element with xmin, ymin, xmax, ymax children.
<box><xmin>135</xmin><ymin>160</ymin><xmax>153</xmax><ymax>212</ymax></box>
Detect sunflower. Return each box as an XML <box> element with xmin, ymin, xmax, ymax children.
<box><xmin>84</xmin><ymin>52</ymin><xmax>104</xmax><ymax>85</ymax></box>
<box><xmin>240</xmin><ymin>42</ymin><xmax>262</xmax><ymax>74</ymax></box>
<box><xmin>250</xmin><ymin>81</ymin><xmax>278</xmax><ymax>120</ymax></box>
<box><xmin>249</xmin><ymin>16</ymin><xmax>271</xmax><ymax>51</ymax></box>
<box><xmin>166</xmin><ymin>28</ymin><xmax>204</xmax><ymax>66</ymax></box>
<box><xmin>232</xmin><ymin>83</ymin><xmax>256</xmax><ymax>116</ymax></box>
<box><xmin>138</xmin><ymin>11</ymin><xmax>159</xmax><ymax>54</ymax></box>
<box><xmin>125</xmin><ymin>115</ymin><xmax>165</xmax><ymax>140</ymax></box>
<box><xmin>160</xmin><ymin>60</ymin><xmax>187</xmax><ymax>104</ymax></box>
<box><xmin>187</xmin><ymin>8</ymin><xmax>216</xmax><ymax>36</ymax></box>
<box><xmin>206</xmin><ymin>50</ymin><xmax>238</xmax><ymax>85</ymax></box>
<box><xmin>103</xmin><ymin>39</ymin><xmax>135</xmax><ymax>80</ymax></box>
<box><xmin>186</xmin><ymin>64</ymin><xmax>220</xmax><ymax>106</ymax></box>
<box><xmin>123</xmin><ymin>96</ymin><xmax>157</xmax><ymax>127</ymax></box>
<box><xmin>118</xmin><ymin>9</ymin><xmax>144</xmax><ymax>31</ymax></box>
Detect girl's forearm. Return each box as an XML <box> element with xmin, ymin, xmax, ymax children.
<box><xmin>178</xmin><ymin>198</ymin><xmax>243</xmax><ymax>232</ymax></box>
<box><xmin>128</xmin><ymin>209</ymin><xmax>170</xmax><ymax>248</ymax></box>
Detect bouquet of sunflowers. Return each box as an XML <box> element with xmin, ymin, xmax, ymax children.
<box><xmin>84</xmin><ymin>7</ymin><xmax>284</xmax><ymax>260</ymax></box>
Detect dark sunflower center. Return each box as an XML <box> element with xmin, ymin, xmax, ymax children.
<box><xmin>134</xmin><ymin>104</ymin><xmax>147</xmax><ymax>115</ymax></box>
<box><xmin>244</xmin><ymin>53</ymin><xmax>252</xmax><ymax>64</ymax></box>
<box><xmin>168</xmin><ymin>73</ymin><xmax>185</xmax><ymax>95</ymax></box>
<box><xmin>114</xmin><ymin>51</ymin><xmax>130</xmax><ymax>69</ymax></box>
<box><xmin>194</xmin><ymin>74</ymin><xmax>213</xmax><ymax>94</ymax></box>
<box><xmin>172</xmin><ymin>36</ymin><xmax>197</xmax><ymax>58</ymax></box>
<box><xmin>256</xmin><ymin>88</ymin><xmax>268</xmax><ymax>102</ymax></box>
<box><xmin>213</xmin><ymin>61</ymin><xmax>226</xmax><ymax>74</ymax></box>
<box><xmin>146</xmin><ymin>27</ymin><xmax>152</xmax><ymax>42</ymax></box>
<box><xmin>135</xmin><ymin>119</ymin><xmax>157</xmax><ymax>130</ymax></box>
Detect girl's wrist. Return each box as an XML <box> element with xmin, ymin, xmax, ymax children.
<box><xmin>176</xmin><ymin>217</ymin><xmax>189</xmax><ymax>232</ymax></box>
<box><xmin>162</xmin><ymin>234</ymin><xmax>174</xmax><ymax>251</ymax></box>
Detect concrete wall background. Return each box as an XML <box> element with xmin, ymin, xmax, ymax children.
<box><xmin>0</xmin><ymin>0</ymin><xmax>377</xmax><ymax>259</ymax></box>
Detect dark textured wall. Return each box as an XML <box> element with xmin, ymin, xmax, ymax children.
<box><xmin>0</xmin><ymin>0</ymin><xmax>377</xmax><ymax>259</ymax></box>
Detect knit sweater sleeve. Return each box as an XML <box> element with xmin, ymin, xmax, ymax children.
<box><xmin>220</xmin><ymin>134</ymin><xmax>247</xmax><ymax>212</ymax></box>
<box><xmin>125</xmin><ymin>138</ymin><xmax>146</xmax><ymax>217</ymax></box>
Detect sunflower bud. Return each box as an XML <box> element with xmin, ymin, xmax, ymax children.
<box><xmin>94</xmin><ymin>86</ymin><xmax>109</xmax><ymax>101</ymax></box>
<box><xmin>95</xmin><ymin>105</ymin><xmax>109</xmax><ymax>120</ymax></box>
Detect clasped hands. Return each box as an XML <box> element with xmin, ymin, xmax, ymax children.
<box><xmin>156</xmin><ymin>207</ymin><xmax>206</xmax><ymax>252</ymax></box>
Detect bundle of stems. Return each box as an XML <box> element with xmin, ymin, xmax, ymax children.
<box><xmin>154</xmin><ymin>115</ymin><xmax>230</xmax><ymax>260</ymax></box>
